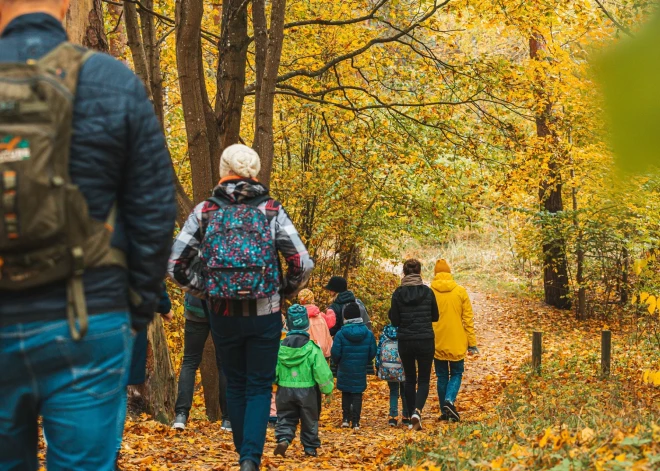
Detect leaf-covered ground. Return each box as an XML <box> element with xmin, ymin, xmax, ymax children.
<box><xmin>115</xmin><ymin>290</ymin><xmax>532</xmax><ymax>470</ymax></box>
<box><xmin>395</xmin><ymin>294</ymin><xmax>660</xmax><ymax>471</ymax></box>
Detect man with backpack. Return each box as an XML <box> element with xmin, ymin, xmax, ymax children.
<box><xmin>169</xmin><ymin>144</ymin><xmax>313</xmax><ymax>471</ymax></box>
<box><xmin>0</xmin><ymin>1</ymin><xmax>176</xmax><ymax>470</ymax></box>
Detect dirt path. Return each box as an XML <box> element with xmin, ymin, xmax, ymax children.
<box><xmin>116</xmin><ymin>290</ymin><xmax>529</xmax><ymax>471</ymax></box>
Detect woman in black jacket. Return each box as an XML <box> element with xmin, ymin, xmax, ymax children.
<box><xmin>388</xmin><ymin>259</ymin><xmax>438</xmax><ymax>431</ymax></box>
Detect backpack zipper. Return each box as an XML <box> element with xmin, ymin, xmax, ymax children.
<box><xmin>210</xmin><ymin>267</ymin><xmax>266</xmax><ymax>273</ymax></box>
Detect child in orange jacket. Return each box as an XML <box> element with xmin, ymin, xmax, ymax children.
<box><xmin>298</xmin><ymin>289</ymin><xmax>335</xmax><ymax>358</ymax></box>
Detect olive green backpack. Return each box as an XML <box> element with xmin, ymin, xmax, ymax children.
<box><xmin>0</xmin><ymin>43</ymin><xmax>126</xmax><ymax>340</ymax></box>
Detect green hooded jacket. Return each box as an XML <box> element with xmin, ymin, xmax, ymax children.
<box><xmin>275</xmin><ymin>336</ymin><xmax>334</xmax><ymax>394</ymax></box>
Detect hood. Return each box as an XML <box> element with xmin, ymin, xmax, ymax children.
<box><xmin>306</xmin><ymin>305</ymin><xmax>321</xmax><ymax>318</ymax></box>
<box><xmin>382</xmin><ymin>324</ymin><xmax>398</xmax><ymax>340</ymax></box>
<box><xmin>335</xmin><ymin>290</ymin><xmax>356</xmax><ymax>305</ymax></box>
<box><xmin>396</xmin><ymin>285</ymin><xmax>430</xmax><ymax>305</ymax></box>
<box><xmin>213</xmin><ymin>178</ymin><xmax>269</xmax><ymax>204</ymax></box>
<box><xmin>431</xmin><ymin>273</ymin><xmax>457</xmax><ymax>293</ymax></box>
<box><xmin>278</xmin><ymin>340</ymin><xmax>315</xmax><ymax>368</ymax></box>
<box><xmin>342</xmin><ymin>322</ymin><xmax>368</xmax><ymax>343</ymax></box>
<box><xmin>282</xmin><ymin>331</ymin><xmax>310</xmax><ymax>348</ymax></box>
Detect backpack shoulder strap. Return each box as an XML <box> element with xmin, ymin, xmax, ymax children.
<box><xmin>37</xmin><ymin>42</ymin><xmax>94</xmax><ymax>95</ymax></box>
<box><xmin>207</xmin><ymin>196</ymin><xmax>229</xmax><ymax>208</ymax></box>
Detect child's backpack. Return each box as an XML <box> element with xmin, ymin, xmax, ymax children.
<box><xmin>0</xmin><ymin>43</ymin><xmax>127</xmax><ymax>341</ymax></box>
<box><xmin>200</xmin><ymin>196</ymin><xmax>281</xmax><ymax>300</ymax></box>
<box><xmin>377</xmin><ymin>337</ymin><xmax>405</xmax><ymax>382</ymax></box>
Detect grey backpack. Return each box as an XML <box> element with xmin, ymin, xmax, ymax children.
<box><xmin>0</xmin><ymin>43</ymin><xmax>126</xmax><ymax>340</ymax></box>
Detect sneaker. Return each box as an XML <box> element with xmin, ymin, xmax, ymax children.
<box><xmin>221</xmin><ymin>419</ymin><xmax>232</xmax><ymax>432</ymax></box>
<box><xmin>388</xmin><ymin>417</ymin><xmax>398</xmax><ymax>427</ymax></box>
<box><xmin>444</xmin><ymin>403</ymin><xmax>460</xmax><ymax>422</ymax></box>
<box><xmin>402</xmin><ymin>417</ymin><xmax>411</xmax><ymax>427</ymax></box>
<box><xmin>341</xmin><ymin>419</ymin><xmax>350</xmax><ymax>428</ymax></box>
<box><xmin>353</xmin><ymin>423</ymin><xmax>360</xmax><ymax>431</ymax></box>
<box><xmin>411</xmin><ymin>410</ymin><xmax>422</xmax><ymax>431</ymax></box>
<box><xmin>304</xmin><ymin>447</ymin><xmax>318</xmax><ymax>457</ymax></box>
<box><xmin>274</xmin><ymin>440</ymin><xmax>289</xmax><ymax>457</ymax></box>
<box><xmin>438</xmin><ymin>413</ymin><xmax>449</xmax><ymax>422</ymax></box>
<box><xmin>172</xmin><ymin>413</ymin><xmax>187</xmax><ymax>431</ymax></box>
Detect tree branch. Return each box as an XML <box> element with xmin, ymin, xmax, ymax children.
<box><xmin>245</xmin><ymin>0</ymin><xmax>450</xmax><ymax>92</ymax></box>
<box><xmin>594</xmin><ymin>0</ymin><xmax>634</xmax><ymax>37</ymax></box>
<box><xmin>283</xmin><ymin>0</ymin><xmax>388</xmax><ymax>29</ymax></box>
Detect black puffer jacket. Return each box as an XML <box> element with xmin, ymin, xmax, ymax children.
<box><xmin>0</xmin><ymin>14</ymin><xmax>176</xmax><ymax>330</ymax></box>
<box><xmin>388</xmin><ymin>285</ymin><xmax>439</xmax><ymax>341</ymax></box>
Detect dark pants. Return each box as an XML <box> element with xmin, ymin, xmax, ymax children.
<box><xmin>398</xmin><ymin>338</ymin><xmax>434</xmax><ymax>414</ymax></box>
<box><xmin>341</xmin><ymin>392</ymin><xmax>363</xmax><ymax>425</ymax></box>
<box><xmin>175</xmin><ymin>319</ymin><xmax>228</xmax><ymax>419</ymax></box>
<box><xmin>209</xmin><ymin>313</ymin><xmax>281</xmax><ymax>467</ymax></box>
<box><xmin>275</xmin><ymin>386</ymin><xmax>320</xmax><ymax>449</ymax></box>
<box><xmin>388</xmin><ymin>381</ymin><xmax>408</xmax><ymax>418</ymax></box>
<box><xmin>0</xmin><ymin>312</ymin><xmax>131</xmax><ymax>471</ymax></box>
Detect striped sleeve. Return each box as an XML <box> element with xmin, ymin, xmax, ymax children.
<box><xmin>273</xmin><ymin>204</ymin><xmax>314</xmax><ymax>296</ymax></box>
<box><xmin>168</xmin><ymin>202</ymin><xmax>206</xmax><ymax>296</ymax></box>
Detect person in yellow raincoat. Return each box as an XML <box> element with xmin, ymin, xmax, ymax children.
<box><xmin>430</xmin><ymin>260</ymin><xmax>478</xmax><ymax>422</ymax></box>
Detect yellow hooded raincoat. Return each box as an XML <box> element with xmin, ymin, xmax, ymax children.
<box><xmin>431</xmin><ymin>273</ymin><xmax>476</xmax><ymax>361</ymax></box>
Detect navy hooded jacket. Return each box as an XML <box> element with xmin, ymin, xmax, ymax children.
<box><xmin>331</xmin><ymin>319</ymin><xmax>377</xmax><ymax>393</ymax></box>
<box><xmin>0</xmin><ymin>14</ymin><xmax>176</xmax><ymax>330</ymax></box>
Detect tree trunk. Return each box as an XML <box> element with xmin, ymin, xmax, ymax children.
<box><xmin>530</xmin><ymin>32</ymin><xmax>571</xmax><ymax>310</ymax></box>
<box><xmin>200</xmin><ymin>336</ymin><xmax>221</xmax><ymax>422</ymax></box>
<box><xmin>254</xmin><ymin>0</ymin><xmax>287</xmax><ymax>187</ymax></box>
<box><xmin>124</xmin><ymin>1</ymin><xmax>151</xmax><ymax>91</ymax></box>
<box><xmin>175</xmin><ymin>0</ymin><xmax>216</xmax><ymax>203</ymax></box>
<box><xmin>140</xmin><ymin>0</ymin><xmax>164</xmax><ymax>123</ymax></box>
<box><xmin>216</xmin><ymin>0</ymin><xmax>249</xmax><ymax>163</ymax></box>
<box><xmin>570</xmin><ymin>162</ymin><xmax>586</xmax><ymax>320</ymax></box>
<box><xmin>108</xmin><ymin>3</ymin><xmax>127</xmax><ymax>60</ymax></box>
<box><xmin>65</xmin><ymin>0</ymin><xmax>108</xmax><ymax>52</ymax></box>
<box><xmin>130</xmin><ymin>317</ymin><xmax>177</xmax><ymax>424</ymax></box>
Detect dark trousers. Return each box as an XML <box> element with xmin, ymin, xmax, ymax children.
<box><xmin>388</xmin><ymin>381</ymin><xmax>408</xmax><ymax>418</ymax></box>
<box><xmin>210</xmin><ymin>313</ymin><xmax>281</xmax><ymax>467</ymax></box>
<box><xmin>175</xmin><ymin>319</ymin><xmax>228</xmax><ymax>419</ymax></box>
<box><xmin>275</xmin><ymin>387</ymin><xmax>320</xmax><ymax>449</ymax></box>
<box><xmin>341</xmin><ymin>392</ymin><xmax>363</xmax><ymax>425</ymax></box>
<box><xmin>398</xmin><ymin>338</ymin><xmax>435</xmax><ymax>414</ymax></box>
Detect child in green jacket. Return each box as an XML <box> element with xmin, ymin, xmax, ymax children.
<box><xmin>274</xmin><ymin>304</ymin><xmax>334</xmax><ymax>458</ymax></box>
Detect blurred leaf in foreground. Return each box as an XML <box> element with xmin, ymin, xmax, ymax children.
<box><xmin>598</xmin><ymin>13</ymin><xmax>660</xmax><ymax>174</ymax></box>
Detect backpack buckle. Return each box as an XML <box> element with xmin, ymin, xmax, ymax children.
<box><xmin>71</xmin><ymin>247</ymin><xmax>85</xmax><ymax>276</ymax></box>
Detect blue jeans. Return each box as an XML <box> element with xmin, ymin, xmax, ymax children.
<box><xmin>0</xmin><ymin>312</ymin><xmax>132</xmax><ymax>471</ymax></box>
<box><xmin>434</xmin><ymin>359</ymin><xmax>465</xmax><ymax>409</ymax></box>
<box><xmin>116</xmin><ymin>388</ymin><xmax>129</xmax><ymax>454</ymax></box>
<box><xmin>210</xmin><ymin>313</ymin><xmax>281</xmax><ymax>466</ymax></box>
<box><xmin>388</xmin><ymin>382</ymin><xmax>408</xmax><ymax>418</ymax></box>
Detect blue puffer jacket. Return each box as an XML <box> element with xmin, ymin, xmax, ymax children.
<box><xmin>0</xmin><ymin>14</ymin><xmax>176</xmax><ymax>330</ymax></box>
<box><xmin>331</xmin><ymin>319</ymin><xmax>377</xmax><ymax>393</ymax></box>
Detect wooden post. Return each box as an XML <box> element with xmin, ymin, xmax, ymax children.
<box><xmin>532</xmin><ymin>331</ymin><xmax>542</xmax><ymax>372</ymax></box>
<box><xmin>601</xmin><ymin>330</ymin><xmax>612</xmax><ymax>377</ymax></box>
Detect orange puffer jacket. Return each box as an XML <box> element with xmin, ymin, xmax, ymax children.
<box><xmin>305</xmin><ymin>304</ymin><xmax>334</xmax><ymax>357</ymax></box>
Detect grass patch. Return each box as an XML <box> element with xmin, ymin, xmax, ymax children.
<box><xmin>391</xmin><ymin>330</ymin><xmax>660</xmax><ymax>470</ymax></box>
